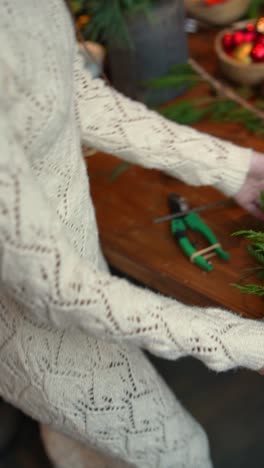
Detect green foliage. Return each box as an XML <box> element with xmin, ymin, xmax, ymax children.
<box><xmin>160</xmin><ymin>101</ymin><xmax>209</xmax><ymax>125</ymax></box>
<box><xmin>248</xmin><ymin>244</ymin><xmax>264</xmax><ymax>265</ymax></box>
<box><xmin>70</xmin><ymin>0</ymin><xmax>84</xmax><ymax>13</ymax></box>
<box><xmin>72</xmin><ymin>0</ymin><xmax>264</xmax><ymax>43</ymax></box>
<box><xmin>160</xmin><ymin>96</ymin><xmax>264</xmax><ymax>133</ymax></box>
<box><xmin>71</xmin><ymin>0</ymin><xmax>84</xmax><ymax>12</ymax></box>
<box><xmin>234</xmin><ymin>229</ymin><xmax>264</xmax><ymax>243</ymax></box>
<box><xmin>233</xmin><ymin>221</ymin><xmax>264</xmax><ymax>297</ymax></box>
<box><xmin>146</xmin><ymin>64</ymin><xmax>200</xmax><ymax>91</ymax></box>
<box><xmin>233</xmin><ymin>283</ymin><xmax>264</xmax><ymax>295</ymax></box>
<box><xmin>110</xmin><ymin>161</ymin><xmax>131</xmax><ymax>181</ymax></box>
<box><xmin>80</xmin><ymin>0</ymin><xmax>154</xmax><ymax>46</ymax></box>
<box><xmin>144</xmin><ymin>64</ymin><xmax>264</xmax><ymax>136</ymax></box>
<box><xmin>246</xmin><ymin>0</ymin><xmax>264</xmax><ymax>18</ymax></box>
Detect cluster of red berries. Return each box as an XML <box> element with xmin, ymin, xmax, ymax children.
<box><xmin>222</xmin><ymin>19</ymin><xmax>264</xmax><ymax>63</ymax></box>
<box><xmin>203</xmin><ymin>0</ymin><xmax>230</xmax><ymax>5</ymax></box>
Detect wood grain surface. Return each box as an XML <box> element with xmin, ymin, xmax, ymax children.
<box><xmin>86</xmin><ymin>28</ymin><xmax>264</xmax><ymax>319</ymax></box>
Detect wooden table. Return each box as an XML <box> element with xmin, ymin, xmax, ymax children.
<box><xmin>86</xmin><ymin>29</ymin><xmax>264</xmax><ymax>319</ymax></box>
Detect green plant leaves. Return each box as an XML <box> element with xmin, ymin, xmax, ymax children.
<box><xmin>233</xmin><ymin>230</ymin><xmax>264</xmax><ymax>242</ymax></box>
<box><xmin>233</xmin><ymin>228</ymin><xmax>264</xmax><ymax>297</ymax></box>
<box><xmin>160</xmin><ymin>101</ymin><xmax>208</xmax><ymax>125</ymax></box>
<box><xmin>145</xmin><ymin>74</ymin><xmax>199</xmax><ymax>90</ymax></box>
<box><xmin>233</xmin><ymin>283</ymin><xmax>264</xmax><ymax>296</ymax></box>
<box><xmin>83</xmin><ymin>0</ymin><xmax>154</xmax><ymax>46</ymax></box>
<box><xmin>246</xmin><ymin>0</ymin><xmax>264</xmax><ymax>19</ymax></box>
<box><xmin>109</xmin><ymin>161</ymin><xmax>131</xmax><ymax>181</ymax></box>
<box><xmin>144</xmin><ymin>64</ymin><xmax>199</xmax><ymax>92</ymax></box>
<box><xmin>143</xmin><ymin>63</ymin><xmax>264</xmax><ymax>136</ymax></box>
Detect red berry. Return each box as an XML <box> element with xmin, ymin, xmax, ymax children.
<box><xmin>255</xmin><ymin>34</ymin><xmax>264</xmax><ymax>45</ymax></box>
<box><xmin>246</xmin><ymin>23</ymin><xmax>255</xmax><ymax>32</ymax></box>
<box><xmin>243</xmin><ymin>31</ymin><xmax>257</xmax><ymax>42</ymax></box>
<box><xmin>233</xmin><ymin>31</ymin><xmax>246</xmax><ymax>46</ymax></box>
<box><xmin>251</xmin><ymin>43</ymin><xmax>264</xmax><ymax>62</ymax></box>
<box><xmin>222</xmin><ymin>33</ymin><xmax>234</xmax><ymax>51</ymax></box>
<box><xmin>204</xmin><ymin>0</ymin><xmax>230</xmax><ymax>5</ymax></box>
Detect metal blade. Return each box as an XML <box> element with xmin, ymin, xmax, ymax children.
<box><xmin>153</xmin><ymin>198</ymin><xmax>232</xmax><ymax>224</ymax></box>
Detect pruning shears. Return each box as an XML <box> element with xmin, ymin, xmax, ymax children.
<box><xmin>167</xmin><ymin>194</ymin><xmax>230</xmax><ymax>272</ymax></box>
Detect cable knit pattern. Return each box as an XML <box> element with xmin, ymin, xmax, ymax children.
<box><xmin>75</xmin><ymin>50</ymin><xmax>252</xmax><ymax>197</ymax></box>
<box><xmin>0</xmin><ymin>1</ymin><xmax>264</xmax><ymax>467</ymax></box>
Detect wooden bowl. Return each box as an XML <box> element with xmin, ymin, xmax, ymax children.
<box><xmin>184</xmin><ymin>0</ymin><xmax>251</xmax><ymax>26</ymax></box>
<box><xmin>215</xmin><ymin>21</ymin><xmax>264</xmax><ymax>86</ymax></box>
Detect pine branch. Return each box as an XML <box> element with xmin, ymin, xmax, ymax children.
<box><xmin>233</xmin><ymin>219</ymin><xmax>264</xmax><ymax>298</ymax></box>
<box><xmin>188</xmin><ymin>58</ymin><xmax>264</xmax><ymax>122</ymax></box>
<box><xmin>233</xmin><ymin>283</ymin><xmax>264</xmax><ymax>296</ymax></box>
<box><xmin>233</xmin><ymin>230</ymin><xmax>264</xmax><ymax>243</ymax></box>
<box><xmin>145</xmin><ymin>62</ymin><xmax>264</xmax><ymax>134</ymax></box>
<box><xmin>248</xmin><ymin>245</ymin><xmax>264</xmax><ymax>266</ymax></box>
<box><xmin>82</xmin><ymin>0</ymin><xmax>154</xmax><ymax>45</ymax></box>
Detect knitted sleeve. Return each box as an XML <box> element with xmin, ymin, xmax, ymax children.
<box><xmin>74</xmin><ymin>48</ymin><xmax>252</xmax><ymax>197</ymax></box>
<box><xmin>1</xmin><ymin>99</ymin><xmax>264</xmax><ymax>374</ymax></box>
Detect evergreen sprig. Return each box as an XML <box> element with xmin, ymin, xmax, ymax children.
<box><xmin>82</xmin><ymin>0</ymin><xmax>154</xmax><ymax>46</ymax></box>
<box><xmin>233</xmin><ymin>198</ymin><xmax>264</xmax><ymax>297</ymax></box>
<box><xmin>233</xmin><ymin>283</ymin><xmax>264</xmax><ymax>295</ymax></box>
<box><xmin>144</xmin><ymin>64</ymin><xmax>264</xmax><ymax>134</ymax></box>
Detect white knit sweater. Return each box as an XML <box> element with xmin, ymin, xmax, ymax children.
<box><xmin>1</xmin><ymin>1</ymin><xmax>264</xmax><ymax>466</ymax></box>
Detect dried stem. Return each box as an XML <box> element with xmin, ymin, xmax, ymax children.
<box><xmin>188</xmin><ymin>57</ymin><xmax>264</xmax><ymax>122</ymax></box>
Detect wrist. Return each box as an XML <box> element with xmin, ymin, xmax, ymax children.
<box><xmin>250</xmin><ymin>151</ymin><xmax>264</xmax><ymax>178</ymax></box>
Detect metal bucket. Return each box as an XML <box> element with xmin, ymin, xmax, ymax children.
<box><xmin>108</xmin><ymin>0</ymin><xmax>188</xmax><ymax>105</ymax></box>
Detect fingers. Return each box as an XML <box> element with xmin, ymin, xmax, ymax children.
<box><xmin>234</xmin><ymin>190</ymin><xmax>264</xmax><ymax>221</ymax></box>
<box><xmin>245</xmin><ymin>202</ymin><xmax>264</xmax><ymax>222</ymax></box>
<box><xmin>243</xmin><ymin>203</ymin><xmax>264</xmax><ymax>222</ymax></box>
<box><xmin>250</xmin><ymin>152</ymin><xmax>264</xmax><ymax>177</ymax></box>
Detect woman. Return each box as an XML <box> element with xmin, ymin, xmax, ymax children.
<box><xmin>1</xmin><ymin>1</ymin><xmax>264</xmax><ymax>467</ymax></box>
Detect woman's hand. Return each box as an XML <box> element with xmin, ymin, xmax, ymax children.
<box><xmin>234</xmin><ymin>151</ymin><xmax>264</xmax><ymax>221</ymax></box>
